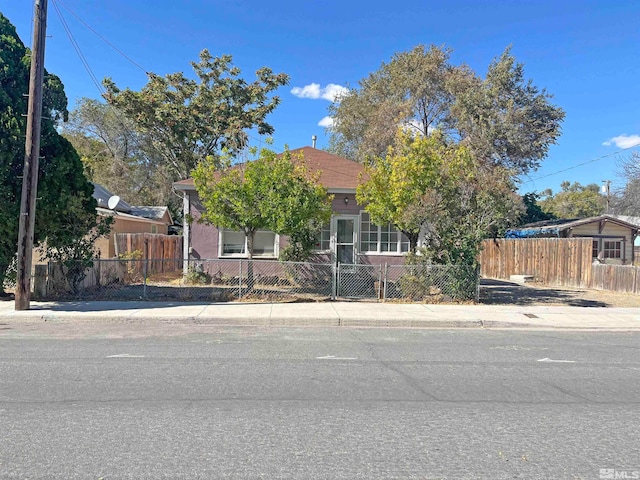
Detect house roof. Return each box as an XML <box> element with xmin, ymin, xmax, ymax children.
<box><xmin>506</xmin><ymin>214</ymin><xmax>640</xmax><ymax>238</ymax></box>
<box><xmin>130</xmin><ymin>206</ymin><xmax>173</xmax><ymax>225</ymax></box>
<box><xmin>610</xmin><ymin>215</ymin><xmax>640</xmax><ymax>227</ymax></box>
<box><xmin>93</xmin><ymin>183</ymin><xmax>173</xmax><ymax>225</ymax></box>
<box><xmin>96</xmin><ymin>207</ymin><xmax>169</xmax><ymax>225</ymax></box>
<box><xmin>173</xmin><ymin>146</ymin><xmax>365</xmax><ymax>192</ymax></box>
<box><xmin>92</xmin><ymin>183</ymin><xmax>132</xmax><ymax>213</ymax></box>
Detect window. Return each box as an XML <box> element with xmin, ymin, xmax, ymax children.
<box><xmin>222</xmin><ymin>231</ymin><xmax>246</xmax><ymax>254</ymax></box>
<box><xmin>313</xmin><ymin>223</ymin><xmax>331</xmax><ymax>251</ymax></box>
<box><xmin>253</xmin><ymin>231</ymin><xmax>275</xmax><ymax>255</ymax></box>
<box><xmin>592</xmin><ymin>238</ymin><xmax>623</xmax><ymax>260</ymax></box>
<box><xmin>221</xmin><ymin>230</ymin><xmax>277</xmax><ymax>257</ymax></box>
<box><xmin>151</xmin><ymin>225</ymin><xmax>157</xmax><ymax>234</ymax></box>
<box><xmin>359</xmin><ymin>212</ymin><xmax>410</xmax><ymax>254</ymax></box>
<box><xmin>603</xmin><ymin>240</ymin><xmax>621</xmax><ymax>259</ymax></box>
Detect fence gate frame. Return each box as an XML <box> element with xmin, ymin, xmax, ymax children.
<box><xmin>334</xmin><ymin>262</ymin><xmax>383</xmax><ymax>300</ymax></box>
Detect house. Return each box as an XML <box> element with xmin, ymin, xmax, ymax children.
<box><xmin>92</xmin><ymin>183</ymin><xmax>174</xmax><ymax>258</ymax></box>
<box><xmin>505</xmin><ymin>215</ymin><xmax>640</xmax><ymax>265</ymax></box>
<box><xmin>173</xmin><ymin>146</ymin><xmax>413</xmax><ymax>266</ymax></box>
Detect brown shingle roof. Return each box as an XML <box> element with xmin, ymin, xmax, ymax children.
<box><xmin>172</xmin><ymin>146</ymin><xmax>364</xmax><ymax>191</ymax></box>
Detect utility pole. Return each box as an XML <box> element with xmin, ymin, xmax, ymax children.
<box><xmin>15</xmin><ymin>0</ymin><xmax>48</xmax><ymax>311</ymax></box>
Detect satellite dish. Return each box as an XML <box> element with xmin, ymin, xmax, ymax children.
<box><xmin>107</xmin><ymin>195</ymin><xmax>120</xmax><ymax>210</ymax></box>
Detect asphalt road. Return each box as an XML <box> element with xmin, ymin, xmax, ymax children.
<box><xmin>1</xmin><ymin>328</ymin><xmax>640</xmax><ymax>479</ymax></box>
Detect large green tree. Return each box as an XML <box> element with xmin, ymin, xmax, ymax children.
<box><xmin>103</xmin><ymin>50</ymin><xmax>290</xmax><ymax>181</ymax></box>
<box><xmin>193</xmin><ymin>147</ymin><xmax>332</xmax><ymax>263</ymax></box>
<box><xmin>328</xmin><ymin>45</ymin><xmax>564</xmax><ymax>176</ymax></box>
<box><xmin>539</xmin><ymin>181</ymin><xmax>605</xmax><ymax>218</ymax></box>
<box><xmin>356</xmin><ymin>131</ymin><xmax>523</xmax><ymax>265</ymax></box>
<box><xmin>0</xmin><ymin>13</ymin><xmax>102</xmax><ymax>294</ymax></box>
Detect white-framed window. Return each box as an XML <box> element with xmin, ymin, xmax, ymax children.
<box><xmin>592</xmin><ymin>238</ymin><xmax>623</xmax><ymax>259</ymax></box>
<box><xmin>313</xmin><ymin>223</ymin><xmax>331</xmax><ymax>252</ymax></box>
<box><xmin>220</xmin><ymin>229</ymin><xmax>277</xmax><ymax>257</ymax></box>
<box><xmin>359</xmin><ymin>212</ymin><xmax>410</xmax><ymax>254</ymax></box>
<box><xmin>151</xmin><ymin>225</ymin><xmax>157</xmax><ymax>234</ymax></box>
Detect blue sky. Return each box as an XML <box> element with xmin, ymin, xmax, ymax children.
<box><xmin>3</xmin><ymin>0</ymin><xmax>639</xmax><ymax>194</ymax></box>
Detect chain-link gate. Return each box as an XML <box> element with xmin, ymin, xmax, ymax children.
<box><xmin>334</xmin><ymin>263</ymin><xmax>382</xmax><ymax>299</ymax></box>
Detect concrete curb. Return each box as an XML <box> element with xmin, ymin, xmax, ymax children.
<box><xmin>3</xmin><ymin>313</ymin><xmax>640</xmax><ymax>331</ymax></box>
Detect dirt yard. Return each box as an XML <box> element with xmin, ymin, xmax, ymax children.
<box><xmin>479</xmin><ymin>278</ymin><xmax>640</xmax><ymax>308</ymax></box>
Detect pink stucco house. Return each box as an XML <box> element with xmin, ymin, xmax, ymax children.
<box><xmin>173</xmin><ymin>146</ymin><xmax>411</xmax><ymax>266</ymax></box>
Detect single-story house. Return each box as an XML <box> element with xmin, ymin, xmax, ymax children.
<box><xmin>93</xmin><ymin>183</ymin><xmax>173</xmax><ymax>258</ymax></box>
<box><xmin>505</xmin><ymin>215</ymin><xmax>640</xmax><ymax>265</ymax></box>
<box><xmin>173</xmin><ymin>146</ymin><xmax>414</xmax><ymax>266</ymax></box>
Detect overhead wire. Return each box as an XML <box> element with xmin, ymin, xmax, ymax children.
<box><xmin>520</xmin><ymin>144</ymin><xmax>640</xmax><ymax>188</ymax></box>
<box><xmin>54</xmin><ymin>0</ymin><xmax>149</xmax><ymax>75</ymax></box>
<box><xmin>48</xmin><ymin>0</ymin><xmax>294</xmax><ymax>173</ymax></box>
<box><xmin>51</xmin><ymin>0</ymin><xmax>104</xmax><ymax>95</ymax></box>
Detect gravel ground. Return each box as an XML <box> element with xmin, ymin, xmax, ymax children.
<box><xmin>479</xmin><ymin>278</ymin><xmax>640</xmax><ymax>308</ymax></box>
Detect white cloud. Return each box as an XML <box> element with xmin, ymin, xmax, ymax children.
<box><xmin>602</xmin><ymin>134</ymin><xmax>640</xmax><ymax>149</ymax></box>
<box><xmin>291</xmin><ymin>83</ymin><xmax>349</xmax><ymax>102</ymax></box>
<box><xmin>321</xmin><ymin>84</ymin><xmax>349</xmax><ymax>102</ymax></box>
<box><xmin>318</xmin><ymin>116</ymin><xmax>334</xmax><ymax>128</ymax></box>
<box><xmin>291</xmin><ymin>83</ymin><xmax>322</xmax><ymax>99</ymax></box>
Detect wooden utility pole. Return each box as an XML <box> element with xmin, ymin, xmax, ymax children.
<box><xmin>15</xmin><ymin>0</ymin><xmax>48</xmax><ymax>310</ymax></box>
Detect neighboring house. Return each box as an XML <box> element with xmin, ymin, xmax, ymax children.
<box><xmin>173</xmin><ymin>146</ymin><xmax>413</xmax><ymax>266</ymax></box>
<box><xmin>93</xmin><ymin>183</ymin><xmax>173</xmax><ymax>258</ymax></box>
<box><xmin>505</xmin><ymin>215</ymin><xmax>640</xmax><ymax>265</ymax></box>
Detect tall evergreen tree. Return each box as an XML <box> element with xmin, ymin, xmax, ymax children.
<box><xmin>0</xmin><ymin>13</ymin><xmax>102</xmax><ymax>294</ymax></box>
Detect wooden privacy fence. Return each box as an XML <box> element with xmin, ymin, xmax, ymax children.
<box><xmin>591</xmin><ymin>264</ymin><xmax>640</xmax><ymax>294</ymax></box>
<box><xmin>479</xmin><ymin>238</ymin><xmax>593</xmax><ymax>288</ymax></box>
<box><xmin>480</xmin><ymin>237</ymin><xmax>640</xmax><ymax>294</ymax></box>
<box><xmin>115</xmin><ymin>233</ymin><xmax>182</xmax><ymax>275</ymax></box>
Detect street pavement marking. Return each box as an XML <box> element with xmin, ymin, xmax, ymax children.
<box><xmin>537</xmin><ymin>357</ymin><xmax>576</xmax><ymax>363</ymax></box>
<box><xmin>316</xmin><ymin>355</ymin><xmax>357</xmax><ymax>360</ymax></box>
<box><xmin>106</xmin><ymin>354</ymin><xmax>146</xmax><ymax>358</ymax></box>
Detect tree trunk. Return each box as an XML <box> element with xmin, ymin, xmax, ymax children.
<box><xmin>246</xmin><ymin>230</ymin><xmax>255</xmax><ymax>291</ymax></box>
<box><xmin>408</xmin><ymin>232</ymin><xmax>419</xmax><ymax>254</ymax></box>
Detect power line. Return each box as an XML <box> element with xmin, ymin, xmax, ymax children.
<box><xmin>51</xmin><ymin>0</ymin><xmax>104</xmax><ymax>95</ymax></box>
<box><xmin>521</xmin><ymin>144</ymin><xmax>640</xmax><ymax>187</ymax></box>
<box><xmin>54</xmin><ymin>0</ymin><xmax>149</xmax><ymax>75</ymax></box>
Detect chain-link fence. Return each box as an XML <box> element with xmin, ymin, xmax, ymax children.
<box><xmin>36</xmin><ymin>258</ymin><xmax>479</xmax><ymax>303</ymax></box>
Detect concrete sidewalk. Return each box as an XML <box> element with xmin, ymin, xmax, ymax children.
<box><xmin>1</xmin><ymin>300</ymin><xmax>640</xmax><ymax>330</ymax></box>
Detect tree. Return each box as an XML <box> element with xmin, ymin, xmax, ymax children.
<box><xmin>103</xmin><ymin>50</ymin><xmax>290</xmax><ymax>181</ymax></box>
<box><xmin>356</xmin><ymin>130</ymin><xmax>523</xmax><ymax>265</ymax></box>
<box><xmin>538</xmin><ymin>181</ymin><xmax>605</xmax><ymax>218</ymax></box>
<box><xmin>0</xmin><ymin>13</ymin><xmax>104</xmax><ymax>294</ymax></box>
<box><xmin>328</xmin><ymin>45</ymin><xmax>564</xmax><ymax>176</ymax></box>
<box><xmin>612</xmin><ymin>152</ymin><xmax>640</xmax><ymax>215</ymax></box>
<box><xmin>518</xmin><ymin>192</ymin><xmax>556</xmax><ymax>224</ymax></box>
<box><xmin>328</xmin><ymin>45</ymin><xmax>471</xmax><ymax>161</ymax></box>
<box><xmin>452</xmin><ymin>47</ymin><xmax>565</xmax><ymax>173</ymax></box>
<box><xmin>62</xmin><ymin>98</ymin><xmax>176</xmax><ymax>212</ymax></box>
<box><xmin>192</xmin><ymin>147</ymin><xmax>332</xmax><ymax>284</ymax></box>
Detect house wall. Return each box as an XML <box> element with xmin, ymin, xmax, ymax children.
<box><xmin>567</xmin><ymin>221</ymin><xmax>634</xmax><ymax>264</ymax></box>
<box><xmin>185</xmin><ymin>190</ymin><xmax>409</xmax><ymax>265</ymax></box>
<box><xmin>188</xmin><ymin>195</ymin><xmax>219</xmax><ymax>259</ymax></box>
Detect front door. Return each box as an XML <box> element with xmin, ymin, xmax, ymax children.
<box><xmin>334</xmin><ymin>216</ymin><xmax>358</xmax><ymax>264</ymax></box>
